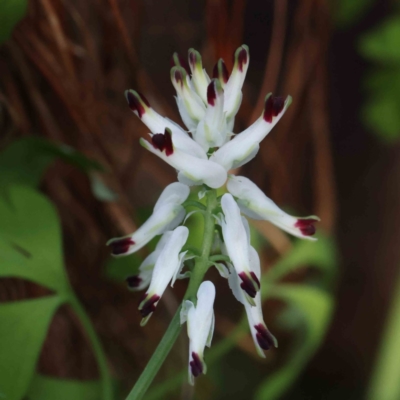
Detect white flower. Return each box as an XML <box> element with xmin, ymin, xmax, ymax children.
<box><xmin>181</xmin><ymin>281</ymin><xmax>216</xmax><ymax>385</ymax></box>
<box><xmin>227</xmin><ymin>175</ymin><xmax>319</xmax><ymax>240</ymax></box>
<box><xmin>227</xmin><ymin>247</ymin><xmax>277</xmax><ymax>357</ymax></box>
<box><xmin>210</xmin><ymin>93</ymin><xmax>292</xmax><ymax>171</ymax></box>
<box><xmin>126</xmin><ymin>231</ymin><xmax>173</xmax><ymax>291</ymax></box>
<box><xmin>140</xmin><ymin>128</ymin><xmax>227</xmax><ymax>189</ymax></box>
<box><xmin>219</xmin><ymin>193</ymin><xmax>260</xmax><ymax>305</ymax></box>
<box><xmin>138</xmin><ymin>226</ymin><xmax>189</xmax><ymax>325</ymax></box>
<box><xmin>107</xmin><ymin>182</ymin><xmax>189</xmax><ymax>256</ymax></box>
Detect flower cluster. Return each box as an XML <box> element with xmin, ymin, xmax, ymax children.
<box><xmin>108</xmin><ymin>45</ymin><xmax>319</xmax><ymax>384</ymax></box>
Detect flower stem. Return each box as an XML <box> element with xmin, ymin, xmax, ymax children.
<box><xmin>70</xmin><ymin>295</ymin><xmax>114</xmax><ymax>400</ymax></box>
<box><xmin>125</xmin><ymin>189</ymin><xmax>218</xmax><ymax>400</ymax></box>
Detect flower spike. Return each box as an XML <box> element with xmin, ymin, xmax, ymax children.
<box><xmin>210</xmin><ymin>93</ymin><xmax>292</xmax><ymax>170</ymax></box>
<box><xmin>139</xmin><ymin>226</ymin><xmax>189</xmax><ymax>325</ymax></box>
<box><xmin>141</xmin><ymin>128</ymin><xmax>227</xmax><ymax>188</ymax></box>
<box><xmin>227</xmin><ymin>175</ymin><xmax>319</xmax><ymax>239</ymax></box>
<box><xmin>107</xmin><ymin>182</ymin><xmax>189</xmax><ymax>256</ymax></box>
<box><xmin>219</xmin><ymin>193</ymin><xmax>259</xmax><ymax>304</ymax></box>
<box><xmin>181</xmin><ymin>281</ymin><xmax>216</xmax><ymax>385</ymax></box>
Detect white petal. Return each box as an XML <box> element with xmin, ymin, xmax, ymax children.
<box><xmin>125</xmin><ymin>90</ymin><xmax>206</xmax><ymax>159</ymax></box>
<box><xmin>211</xmin><ymin>94</ymin><xmax>292</xmax><ymax>170</ymax></box>
<box><xmin>188</xmin><ymin>48</ymin><xmax>211</xmax><ymax>103</ymax></box>
<box><xmin>227</xmin><ymin>175</ymin><xmax>319</xmax><ymax>240</ymax></box>
<box><xmin>154</xmin><ymin>182</ymin><xmax>190</xmax><ymax>211</ymax></box>
<box><xmin>141</xmin><ymin>137</ymin><xmax>227</xmax><ymax>189</ymax></box>
<box><xmin>223</xmin><ymin>45</ymin><xmax>249</xmax><ymax>118</ymax></box>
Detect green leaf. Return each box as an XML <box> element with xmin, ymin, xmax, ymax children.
<box><xmin>27</xmin><ymin>375</ymin><xmax>101</xmax><ymax>400</ymax></box>
<box><xmin>0</xmin><ymin>296</ymin><xmax>64</xmax><ymax>400</ymax></box>
<box><xmin>333</xmin><ymin>0</ymin><xmax>375</xmax><ymax>28</ymax></box>
<box><xmin>0</xmin><ymin>0</ymin><xmax>27</xmax><ymax>44</ymax></box>
<box><xmin>263</xmin><ymin>234</ymin><xmax>337</xmax><ymax>285</ymax></box>
<box><xmin>0</xmin><ymin>186</ymin><xmax>70</xmax><ymax>292</ymax></box>
<box><xmin>367</xmin><ymin>270</ymin><xmax>400</xmax><ymax>400</ymax></box>
<box><xmin>359</xmin><ymin>16</ymin><xmax>400</xmax><ymax>63</ymax></box>
<box><xmin>255</xmin><ymin>284</ymin><xmax>334</xmax><ymax>400</ymax></box>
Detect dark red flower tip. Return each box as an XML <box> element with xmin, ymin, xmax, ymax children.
<box><xmin>151</xmin><ymin>129</ymin><xmax>174</xmax><ymax>156</ymax></box>
<box><xmin>108</xmin><ymin>238</ymin><xmax>135</xmax><ymax>255</ymax></box>
<box><xmin>238</xmin><ymin>272</ymin><xmax>258</xmax><ymax>298</ymax></box>
<box><xmin>139</xmin><ymin>294</ymin><xmax>160</xmax><ymax>317</ymax></box>
<box><xmin>255</xmin><ymin>324</ymin><xmax>276</xmax><ymax>351</ymax></box>
<box><xmin>250</xmin><ymin>271</ymin><xmax>261</xmax><ymax>290</ymax></box>
<box><xmin>294</xmin><ymin>218</ymin><xmax>318</xmax><ymax>236</ymax></box>
<box><xmin>126</xmin><ymin>275</ymin><xmax>142</xmax><ymax>289</ymax></box>
<box><xmin>237</xmin><ymin>47</ymin><xmax>248</xmax><ymax>72</ymax></box>
<box><xmin>190</xmin><ymin>352</ymin><xmax>203</xmax><ymax>377</ymax></box>
<box><xmin>263</xmin><ymin>95</ymin><xmax>285</xmax><ymax>123</ymax></box>
<box><xmin>171</xmin><ymin>53</ymin><xmax>190</xmax><ymax>74</ymax></box>
<box><xmin>207</xmin><ymin>81</ymin><xmax>217</xmax><ymax>106</ymax></box>
<box><xmin>212</xmin><ymin>59</ymin><xmax>229</xmax><ymax>84</ymax></box>
<box><xmin>126</xmin><ymin>91</ymin><xmax>149</xmax><ymax>118</ymax></box>
<box><xmin>174</xmin><ymin>69</ymin><xmax>184</xmax><ymax>86</ymax></box>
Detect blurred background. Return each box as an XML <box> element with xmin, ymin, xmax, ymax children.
<box><xmin>1</xmin><ymin>0</ymin><xmax>400</xmax><ymax>399</ymax></box>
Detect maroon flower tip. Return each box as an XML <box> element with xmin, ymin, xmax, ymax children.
<box><xmin>139</xmin><ymin>294</ymin><xmax>160</xmax><ymax>317</ymax></box>
<box><xmin>255</xmin><ymin>324</ymin><xmax>276</xmax><ymax>350</ymax></box>
<box><xmin>126</xmin><ymin>275</ymin><xmax>142</xmax><ymax>289</ymax></box>
<box><xmin>171</xmin><ymin>53</ymin><xmax>190</xmax><ymax>74</ymax></box>
<box><xmin>207</xmin><ymin>81</ymin><xmax>217</xmax><ymax>106</ymax></box>
<box><xmin>238</xmin><ymin>272</ymin><xmax>258</xmax><ymax>298</ymax></box>
<box><xmin>188</xmin><ymin>49</ymin><xmax>197</xmax><ymax>68</ymax></box>
<box><xmin>151</xmin><ymin>129</ymin><xmax>174</xmax><ymax>156</ymax></box>
<box><xmin>108</xmin><ymin>238</ymin><xmax>135</xmax><ymax>255</ymax></box>
<box><xmin>126</xmin><ymin>91</ymin><xmax>149</xmax><ymax>118</ymax></box>
<box><xmin>263</xmin><ymin>95</ymin><xmax>285</xmax><ymax>123</ymax></box>
<box><xmin>174</xmin><ymin>69</ymin><xmax>184</xmax><ymax>86</ymax></box>
<box><xmin>212</xmin><ymin>59</ymin><xmax>229</xmax><ymax>83</ymax></box>
<box><xmin>237</xmin><ymin>47</ymin><xmax>248</xmax><ymax>72</ymax></box>
<box><xmin>190</xmin><ymin>352</ymin><xmax>203</xmax><ymax>377</ymax></box>
<box><xmin>294</xmin><ymin>218</ymin><xmax>318</xmax><ymax>236</ymax></box>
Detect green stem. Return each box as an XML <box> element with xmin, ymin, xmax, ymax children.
<box><xmin>125</xmin><ymin>189</ymin><xmax>218</xmax><ymax>400</ymax></box>
<box><xmin>70</xmin><ymin>296</ymin><xmax>113</xmax><ymax>400</ymax></box>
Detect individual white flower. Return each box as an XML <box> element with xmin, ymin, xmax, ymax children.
<box><xmin>107</xmin><ymin>182</ymin><xmax>189</xmax><ymax>256</ymax></box>
<box><xmin>140</xmin><ymin>128</ymin><xmax>227</xmax><ymax>189</ymax></box>
<box><xmin>138</xmin><ymin>226</ymin><xmax>189</xmax><ymax>325</ymax></box>
<box><xmin>227</xmin><ymin>175</ymin><xmax>319</xmax><ymax>240</ymax></box>
<box><xmin>210</xmin><ymin>93</ymin><xmax>292</xmax><ymax>171</ymax></box>
<box><xmin>227</xmin><ymin>247</ymin><xmax>277</xmax><ymax>357</ymax></box>
<box><xmin>219</xmin><ymin>193</ymin><xmax>260</xmax><ymax>305</ymax></box>
<box><xmin>180</xmin><ymin>281</ymin><xmax>216</xmax><ymax>385</ymax></box>
<box><xmin>126</xmin><ymin>231</ymin><xmax>173</xmax><ymax>291</ymax></box>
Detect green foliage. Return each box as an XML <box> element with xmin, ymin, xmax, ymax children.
<box><xmin>28</xmin><ymin>375</ymin><xmax>101</xmax><ymax>400</ymax></box>
<box><xmin>367</xmin><ymin>269</ymin><xmax>400</xmax><ymax>400</ymax></box>
<box><xmin>255</xmin><ymin>285</ymin><xmax>333</xmax><ymax>400</ymax></box>
<box><xmin>0</xmin><ymin>186</ymin><xmax>70</xmax><ymax>292</ymax></box>
<box><xmin>0</xmin><ymin>137</ymin><xmax>116</xmax><ymax>201</ymax></box>
<box><xmin>0</xmin><ymin>0</ymin><xmax>27</xmax><ymax>44</ymax></box>
<box><xmin>0</xmin><ymin>296</ymin><xmax>63</xmax><ymax>400</ymax></box>
<box><xmin>359</xmin><ymin>16</ymin><xmax>400</xmax><ymax>142</ymax></box>
<box><xmin>333</xmin><ymin>0</ymin><xmax>375</xmax><ymax>28</ymax></box>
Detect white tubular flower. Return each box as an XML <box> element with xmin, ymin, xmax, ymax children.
<box><xmin>171</xmin><ymin>67</ymin><xmax>206</xmax><ymax>131</ymax></box>
<box><xmin>126</xmin><ymin>231</ymin><xmax>173</xmax><ymax>292</ymax></box>
<box><xmin>210</xmin><ymin>93</ymin><xmax>292</xmax><ymax>171</ymax></box>
<box><xmin>180</xmin><ymin>281</ymin><xmax>216</xmax><ymax>385</ymax></box>
<box><xmin>220</xmin><ymin>193</ymin><xmax>260</xmax><ymax>305</ymax></box>
<box><xmin>227</xmin><ymin>247</ymin><xmax>277</xmax><ymax>357</ymax></box>
<box><xmin>107</xmin><ymin>182</ymin><xmax>189</xmax><ymax>256</ymax></box>
<box><xmin>195</xmin><ymin>79</ymin><xmax>228</xmax><ymax>150</ymax></box>
<box><xmin>138</xmin><ymin>226</ymin><xmax>189</xmax><ymax>325</ymax></box>
<box><xmin>188</xmin><ymin>48</ymin><xmax>211</xmax><ymax>104</ymax></box>
<box><xmin>125</xmin><ymin>90</ymin><xmax>206</xmax><ymax>160</ymax></box>
<box><xmin>223</xmin><ymin>45</ymin><xmax>249</xmax><ymax>120</ymax></box>
<box><xmin>227</xmin><ymin>175</ymin><xmax>319</xmax><ymax>240</ymax></box>
<box><xmin>140</xmin><ymin>128</ymin><xmax>227</xmax><ymax>189</ymax></box>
